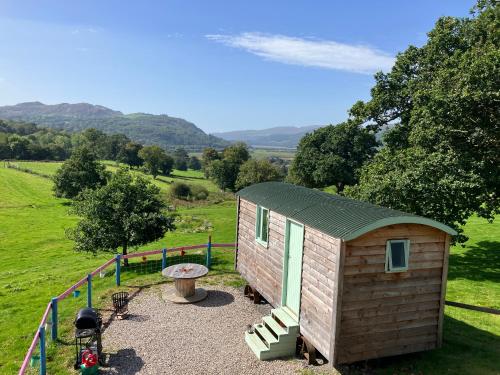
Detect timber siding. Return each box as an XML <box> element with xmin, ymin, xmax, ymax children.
<box><xmin>300</xmin><ymin>227</ymin><xmax>340</xmax><ymax>357</ymax></box>
<box><xmin>337</xmin><ymin>224</ymin><xmax>446</xmax><ymax>363</ymax></box>
<box><xmin>237</xmin><ymin>198</ymin><xmax>286</xmax><ymax>306</ymax></box>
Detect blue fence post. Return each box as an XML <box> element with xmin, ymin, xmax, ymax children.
<box><xmin>162</xmin><ymin>248</ymin><xmax>167</xmax><ymax>270</ymax></box>
<box><xmin>206</xmin><ymin>235</ymin><xmax>212</xmax><ymax>269</ymax></box>
<box><xmin>50</xmin><ymin>298</ymin><xmax>58</xmax><ymax>341</ymax></box>
<box><xmin>87</xmin><ymin>273</ymin><xmax>92</xmax><ymax>308</ymax></box>
<box><xmin>115</xmin><ymin>254</ymin><xmax>121</xmax><ymax>286</ymax></box>
<box><xmin>39</xmin><ymin>326</ymin><xmax>46</xmax><ymax>375</ymax></box>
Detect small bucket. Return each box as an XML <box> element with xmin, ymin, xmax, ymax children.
<box><xmin>73</xmin><ymin>290</ymin><xmax>81</xmax><ymax>298</ymax></box>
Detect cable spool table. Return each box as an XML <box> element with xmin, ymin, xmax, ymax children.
<box><xmin>162</xmin><ymin>263</ymin><xmax>209</xmax><ymax>303</ymax></box>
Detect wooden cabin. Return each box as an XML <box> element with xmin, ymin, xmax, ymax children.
<box><xmin>235</xmin><ymin>182</ymin><xmax>456</xmax><ymax>365</ymax></box>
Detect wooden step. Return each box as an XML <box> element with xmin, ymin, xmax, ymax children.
<box><xmin>245</xmin><ymin>331</ymin><xmax>269</xmax><ymax>360</ymax></box>
<box><xmin>271</xmin><ymin>308</ymin><xmax>299</xmax><ymax>332</ymax></box>
<box><xmin>255</xmin><ymin>323</ymin><xmax>278</xmax><ymax>347</ymax></box>
<box><xmin>262</xmin><ymin>315</ymin><xmax>287</xmax><ymax>337</ymax></box>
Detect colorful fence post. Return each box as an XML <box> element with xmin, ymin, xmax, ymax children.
<box><xmin>162</xmin><ymin>248</ymin><xmax>167</xmax><ymax>270</ymax></box>
<box><xmin>87</xmin><ymin>274</ymin><xmax>92</xmax><ymax>308</ymax></box>
<box><xmin>115</xmin><ymin>254</ymin><xmax>121</xmax><ymax>286</ymax></box>
<box><xmin>50</xmin><ymin>298</ymin><xmax>58</xmax><ymax>341</ymax></box>
<box><xmin>206</xmin><ymin>236</ymin><xmax>212</xmax><ymax>269</ymax></box>
<box><xmin>39</xmin><ymin>326</ymin><xmax>46</xmax><ymax>375</ymax></box>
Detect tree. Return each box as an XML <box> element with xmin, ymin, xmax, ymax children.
<box><xmin>223</xmin><ymin>142</ymin><xmax>250</xmax><ymax>165</ymax></box>
<box><xmin>8</xmin><ymin>135</ymin><xmax>31</xmax><ymax>159</ymax></box>
<box><xmin>345</xmin><ymin>1</ymin><xmax>499</xmax><ymax>240</ymax></box>
<box><xmin>53</xmin><ymin>147</ymin><xmax>109</xmax><ymax>199</ymax></box>
<box><xmin>161</xmin><ymin>154</ymin><xmax>175</xmax><ymax>176</ymax></box>
<box><xmin>118</xmin><ymin>141</ymin><xmax>143</xmax><ymax>167</ymax></box>
<box><xmin>289</xmin><ymin>122</ymin><xmax>378</xmax><ymax>192</ymax></box>
<box><xmin>235</xmin><ymin>159</ymin><xmax>284</xmax><ymax>190</ymax></box>
<box><xmin>208</xmin><ymin>159</ymin><xmax>240</xmax><ymax>191</ymax></box>
<box><xmin>345</xmin><ymin>148</ymin><xmax>485</xmax><ymax>243</ymax></box>
<box><xmin>202</xmin><ymin>147</ymin><xmax>220</xmax><ymax>177</ymax></box>
<box><xmin>139</xmin><ymin>145</ymin><xmax>169</xmax><ymax>179</ymax></box>
<box><xmin>105</xmin><ymin>133</ymin><xmax>130</xmax><ymax>160</ymax></box>
<box><xmin>173</xmin><ymin>148</ymin><xmax>189</xmax><ymax>171</ymax></box>
<box><xmin>77</xmin><ymin>128</ymin><xmax>109</xmax><ymax>159</ymax></box>
<box><xmin>188</xmin><ymin>156</ymin><xmax>202</xmax><ymax>170</ymax></box>
<box><xmin>68</xmin><ymin>168</ymin><xmax>175</xmax><ymax>264</ymax></box>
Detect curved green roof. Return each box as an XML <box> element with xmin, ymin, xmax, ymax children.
<box><xmin>237</xmin><ymin>182</ymin><xmax>457</xmax><ymax>241</ymax></box>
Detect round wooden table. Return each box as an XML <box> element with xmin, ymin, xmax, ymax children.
<box><xmin>162</xmin><ymin>263</ymin><xmax>208</xmax><ymax>303</ymax></box>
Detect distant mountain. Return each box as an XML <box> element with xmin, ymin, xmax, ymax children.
<box><xmin>214</xmin><ymin>125</ymin><xmax>321</xmax><ymax>148</ymax></box>
<box><xmin>0</xmin><ymin>102</ymin><xmax>228</xmax><ymax>150</ymax></box>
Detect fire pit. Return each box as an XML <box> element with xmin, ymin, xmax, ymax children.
<box><xmin>162</xmin><ymin>263</ymin><xmax>209</xmax><ymax>303</ymax></box>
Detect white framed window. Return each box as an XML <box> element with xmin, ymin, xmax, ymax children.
<box><xmin>255</xmin><ymin>205</ymin><xmax>269</xmax><ymax>246</ymax></box>
<box><xmin>385</xmin><ymin>239</ymin><xmax>410</xmax><ymax>272</ymax></box>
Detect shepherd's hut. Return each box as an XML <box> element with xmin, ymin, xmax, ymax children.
<box><xmin>235</xmin><ymin>182</ymin><xmax>456</xmax><ymax>365</ymax></box>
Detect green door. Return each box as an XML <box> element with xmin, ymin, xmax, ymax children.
<box><xmin>282</xmin><ymin>220</ymin><xmax>304</xmax><ymax>320</ymax></box>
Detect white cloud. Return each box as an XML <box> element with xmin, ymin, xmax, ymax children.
<box><xmin>72</xmin><ymin>27</ymin><xmax>99</xmax><ymax>35</ymax></box>
<box><xmin>206</xmin><ymin>32</ymin><xmax>394</xmax><ymax>74</ymax></box>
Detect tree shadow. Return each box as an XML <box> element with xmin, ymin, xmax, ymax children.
<box><xmin>448</xmin><ymin>240</ymin><xmax>500</xmax><ymax>282</ymax></box>
<box><xmin>196</xmin><ymin>290</ymin><xmax>235</xmax><ymax>307</ymax></box>
<box><xmin>102</xmin><ymin>348</ymin><xmax>144</xmax><ymax>375</ymax></box>
<box><xmin>334</xmin><ymin>315</ymin><xmax>499</xmax><ymax>374</ymax></box>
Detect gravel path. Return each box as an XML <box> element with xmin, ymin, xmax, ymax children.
<box><xmin>102</xmin><ymin>285</ymin><xmax>312</xmax><ymax>375</ymax></box>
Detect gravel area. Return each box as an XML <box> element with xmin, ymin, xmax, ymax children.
<box><xmin>101</xmin><ymin>284</ymin><xmax>315</xmax><ymax>375</ymax></box>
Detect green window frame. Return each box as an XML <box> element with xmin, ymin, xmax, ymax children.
<box><xmin>255</xmin><ymin>205</ymin><xmax>269</xmax><ymax>246</ymax></box>
<box><xmin>385</xmin><ymin>239</ymin><xmax>410</xmax><ymax>272</ymax></box>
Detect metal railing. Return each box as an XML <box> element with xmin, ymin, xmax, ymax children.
<box><xmin>19</xmin><ymin>238</ymin><xmax>236</xmax><ymax>375</ymax></box>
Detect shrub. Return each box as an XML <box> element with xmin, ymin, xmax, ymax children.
<box><xmin>170</xmin><ymin>182</ymin><xmax>191</xmax><ymax>200</ymax></box>
<box><xmin>190</xmin><ymin>184</ymin><xmax>209</xmax><ymax>200</ymax></box>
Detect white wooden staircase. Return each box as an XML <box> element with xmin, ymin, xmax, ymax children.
<box><xmin>245</xmin><ymin>307</ymin><xmax>299</xmax><ymax>360</ymax></box>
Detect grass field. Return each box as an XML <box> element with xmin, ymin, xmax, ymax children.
<box><xmin>0</xmin><ymin>164</ymin><xmax>237</xmax><ymax>374</ymax></box>
<box><xmin>9</xmin><ymin>160</ymin><xmax>220</xmax><ymax>194</ymax></box>
<box><xmin>1</xmin><ymin>162</ymin><xmax>499</xmax><ymax>374</ymax></box>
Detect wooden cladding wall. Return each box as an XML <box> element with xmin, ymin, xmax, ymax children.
<box><xmin>237</xmin><ymin>198</ymin><xmax>286</xmax><ymax>307</ymax></box>
<box><xmin>337</xmin><ymin>224</ymin><xmax>447</xmax><ymax>364</ymax></box>
<box><xmin>300</xmin><ymin>227</ymin><xmax>340</xmax><ymax>359</ymax></box>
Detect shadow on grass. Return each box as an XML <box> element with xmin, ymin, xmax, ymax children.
<box><xmin>334</xmin><ymin>315</ymin><xmax>499</xmax><ymax>375</ymax></box>
<box><xmin>448</xmin><ymin>240</ymin><xmax>500</xmax><ymax>282</ymax></box>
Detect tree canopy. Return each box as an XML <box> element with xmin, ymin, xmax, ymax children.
<box><xmin>68</xmin><ymin>168</ymin><xmax>175</xmax><ymax>259</ymax></box>
<box><xmin>345</xmin><ymin>0</ymin><xmax>499</xmax><ymax>242</ymax></box>
<box><xmin>289</xmin><ymin>121</ymin><xmax>378</xmax><ymax>192</ymax></box>
<box><xmin>52</xmin><ymin>147</ymin><xmax>109</xmax><ymax>199</ymax></box>
<box><xmin>235</xmin><ymin>159</ymin><xmax>284</xmax><ymax>190</ymax></box>
<box><xmin>138</xmin><ymin>145</ymin><xmax>172</xmax><ymax>178</ymax></box>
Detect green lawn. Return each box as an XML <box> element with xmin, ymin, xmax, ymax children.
<box><xmin>10</xmin><ymin>160</ymin><xmax>220</xmax><ymax>193</ymax></box>
<box><xmin>0</xmin><ymin>165</ymin><xmax>236</xmax><ymax>374</ymax></box>
<box><xmin>1</xmin><ymin>162</ymin><xmax>499</xmax><ymax>374</ymax></box>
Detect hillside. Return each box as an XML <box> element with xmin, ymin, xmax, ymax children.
<box><xmin>214</xmin><ymin>125</ymin><xmax>321</xmax><ymax>148</ymax></box>
<box><xmin>0</xmin><ymin>102</ymin><xmax>228</xmax><ymax>150</ymax></box>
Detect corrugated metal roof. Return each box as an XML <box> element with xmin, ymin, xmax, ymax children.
<box><xmin>237</xmin><ymin>182</ymin><xmax>457</xmax><ymax>240</ymax></box>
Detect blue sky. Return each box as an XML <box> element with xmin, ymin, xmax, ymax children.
<box><xmin>0</xmin><ymin>1</ymin><xmax>473</xmax><ymax>133</ymax></box>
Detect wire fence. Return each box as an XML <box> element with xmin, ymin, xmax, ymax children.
<box><xmin>19</xmin><ymin>239</ymin><xmax>236</xmax><ymax>375</ymax></box>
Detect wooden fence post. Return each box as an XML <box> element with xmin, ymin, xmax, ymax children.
<box><xmin>162</xmin><ymin>248</ymin><xmax>167</xmax><ymax>270</ymax></box>
<box><xmin>87</xmin><ymin>274</ymin><xmax>92</xmax><ymax>308</ymax></box>
<box><xmin>50</xmin><ymin>298</ymin><xmax>58</xmax><ymax>341</ymax></box>
<box><xmin>206</xmin><ymin>236</ymin><xmax>212</xmax><ymax>269</ymax></box>
<box><xmin>39</xmin><ymin>326</ymin><xmax>46</xmax><ymax>375</ymax></box>
<box><xmin>115</xmin><ymin>254</ymin><xmax>121</xmax><ymax>286</ymax></box>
